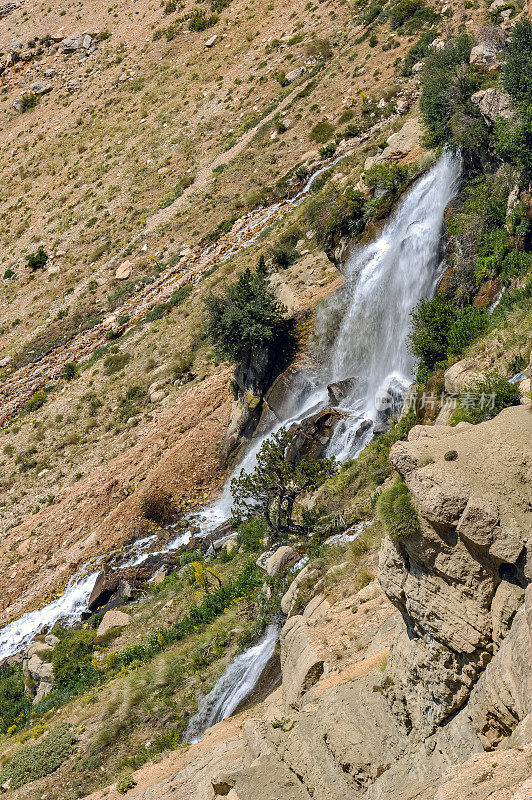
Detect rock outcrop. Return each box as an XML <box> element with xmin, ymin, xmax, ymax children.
<box><xmin>83</xmin><ymin>408</ymin><xmax>532</xmax><ymax>800</ymax></box>
<box><xmin>22</xmin><ymin>636</ymin><xmax>58</xmax><ymax>703</ymax></box>
<box><xmin>471</xmin><ymin>87</ymin><xmax>516</xmax><ymax>124</ymax></box>
<box><xmin>382</xmin><ymin>405</ymin><xmax>531</xmax><ymax>745</ymax></box>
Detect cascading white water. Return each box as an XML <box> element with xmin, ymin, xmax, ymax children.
<box><xmin>184</xmin><ymin>624</ymin><xmax>279</xmax><ymax>743</ymax></box>
<box><xmin>0</xmin><ymin>571</ymin><xmax>99</xmax><ymax>661</ymax></box>
<box><xmin>0</xmin><ymin>153</ymin><xmax>461</xmax><ymax>658</ymax></box>
<box><xmin>321</xmin><ymin>151</ymin><xmax>462</xmax><ymax>459</ymax></box>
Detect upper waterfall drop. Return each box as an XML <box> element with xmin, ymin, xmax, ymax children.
<box><xmin>320</xmin><ymin>151</ymin><xmax>462</xmax><ymax>458</ymax></box>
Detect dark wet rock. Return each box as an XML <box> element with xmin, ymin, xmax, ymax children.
<box><xmin>286</xmin><ymin>408</ymin><xmax>345</xmax><ymax>465</ymax></box>
<box><xmin>327</xmin><ymin>377</ymin><xmax>357</xmax><ymax>406</ymax></box>
<box><xmin>265</xmin><ymin>368</ymin><xmax>317</xmax><ymax>421</ymax></box>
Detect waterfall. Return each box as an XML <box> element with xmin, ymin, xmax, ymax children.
<box><xmin>0</xmin><ymin>153</ymin><xmax>461</xmax><ymax>658</ymax></box>
<box><xmin>189</xmin><ymin>151</ymin><xmax>462</xmax><ymax>526</ymax></box>
<box><xmin>0</xmin><ymin>571</ymin><xmax>99</xmax><ymax>662</ymax></box>
<box><xmin>184</xmin><ymin>624</ymin><xmax>279</xmax><ymax>743</ymax></box>
<box><xmin>321</xmin><ymin>151</ymin><xmax>462</xmax><ymax>458</ymax></box>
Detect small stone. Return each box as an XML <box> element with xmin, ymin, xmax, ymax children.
<box><xmin>285</xmin><ymin>67</ymin><xmax>305</xmax><ymax>83</ymax></box>
<box><xmin>115</xmin><ymin>260</ymin><xmax>131</xmax><ymax>279</ymax></box>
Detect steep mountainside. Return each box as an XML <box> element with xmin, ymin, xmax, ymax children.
<box><xmin>0</xmin><ymin>0</ymin><xmax>531</xmax><ymax>798</ymax></box>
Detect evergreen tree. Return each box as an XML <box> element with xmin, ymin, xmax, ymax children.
<box><xmin>231</xmin><ymin>427</ymin><xmax>337</xmax><ymax>535</ymax></box>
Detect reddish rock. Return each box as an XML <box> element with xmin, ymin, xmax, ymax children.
<box><xmin>473</xmin><ymin>277</ymin><xmax>502</xmax><ymax>308</ymax></box>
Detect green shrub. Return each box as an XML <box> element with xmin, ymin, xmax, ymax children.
<box><xmin>26</xmin><ymin>246</ymin><xmax>48</xmax><ymax>271</ymax></box>
<box><xmin>499</xmin><ymin>250</ymin><xmax>532</xmax><ymax>285</ymax></box>
<box><xmin>62</xmin><ymin>361</ymin><xmax>79</xmax><ymax>381</ymax></box>
<box><xmin>26</xmin><ymin>390</ymin><xmax>48</xmax><ymax>413</ymax></box>
<box><xmin>338</xmin><ymin>108</ymin><xmax>355</xmax><ymax>125</ymax></box>
<box><xmin>169</xmin><ymin>284</ymin><xmax>193</xmax><ymax>306</ymax></box>
<box><xmin>237</xmin><ymin>517</ymin><xmax>267</xmax><ymax>551</ymax></box>
<box><xmin>305</xmin><ymin>185</ymin><xmax>365</xmax><ymax>254</ymax></box>
<box><xmin>179</xmin><ymin>548</ymin><xmax>204</xmax><ymax>566</ymax></box>
<box><xmin>451</xmin><ymin>372</ymin><xmax>521</xmax><ymax>425</ymax></box>
<box><xmin>104</xmin><ymin>352</ymin><xmax>131</xmax><ymax>375</ymax></box>
<box><xmin>361</xmin><ymin>2</ymin><xmax>384</xmax><ymax>24</ymax></box>
<box><xmin>377</xmin><ymin>476</ymin><xmax>420</xmax><ymax>540</ymax></box>
<box><xmin>112</xmin><ymin>564</ymin><xmax>264</xmax><ymax>671</ymax></box>
<box><xmin>116</xmin><ymin>773</ymin><xmax>137</xmax><ymax>794</ymax></box>
<box><xmin>310</xmin><ymin>121</ymin><xmax>335</xmax><ymax>143</ymax></box>
<box><xmin>20</xmin><ymin>92</ymin><xmax>39</xmax><ymax>112</ymax></box>
<box><xmin>0</xmin><ymin>665</ymin><xmax>31</xmax><ymax>734</ymax></box>
<box><xmin>502</xmin><ymin>19</ymin><xmax>532</xmax><ymax>105</ymax></box>
<box><xmin>0</xmin><ymin>724</ymin><xmax>75</xmax><ymax>789</ymax></box>
<box><xmin>401</xmin><ymin>28</ymin><xmax>438</xmax><ymax>76</ymax></box>
<box><xmin>4</xmin><ymin>268</ymin><xmax>14</xmax><ymax>279</ymax></box>
<box><xmin>188</xmin><ymin>11</ymin><xmax>218</xmax><ymax>31</ymax></box>
<box><xmin>447</xmin><ymin>307</ymin><xmax>487</xmax><ymax>356</ymax></box>
<box><xmin>492</xmin><ymin>109</ymin><xmax>532</xmax><ymax>176</ymax></box>
<box><xmin>205</xmin><ymin>265</ymin><xmax>292</xmax><ymax>364</ymax></box>
<box><xmin>409</xmin><ymin>295</ymin><xmax>457</xmax><ymax>374</ymax></box>
<box><xmin>473</xmin><ymin>227</ymin><xmax>511</xmax><ymax>285</ymax></box>
<box><xmin>389</xmin><ymin>0</ymin><xmax>435</xmax><ymax>30</ymax></box>
<box><xmin>319</xmin><ymin>142</ymin><xmax>336</xmax><ymax>158</ymax></box>
<box><xmin>51</xmin><ymin>629</ymin><xmax>97</xmax><ymax>692</ymax></box>
<box><xmin>173</xmin><ymin>352</ymin><xmax>194</xmax><ymax>381</ymax></box>
<box><xmin>118</xmin><ymin>384</ymin><xmax>149</xmax><ymax>421</ymax></box>
<box><xmin>365</xmin><ymin>163</ymin><xmax>409</xmax><ymax>195</ymax></box>
<box><xmin>419</xmin><ymin>33</ymin><xmax>482</xmax><ymax>155</ymax></box>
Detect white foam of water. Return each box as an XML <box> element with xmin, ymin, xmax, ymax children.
<box><xmin>184</xmin><ymin>623</ymin><xmax>279</xmax><ymax>743</ymax></box>
<box><xmin>0</xmin><ymin>571</ymin><xmax>99</xmax><ymax>661</ymax></box>
<box><xmin>323</xmin><ymin>520</ymin><xmax>372</xmax><ymax>547</ymax></box>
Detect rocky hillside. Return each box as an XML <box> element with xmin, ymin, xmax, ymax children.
<box><xmin>0</xmin><ymin>0</ymin><xmax>531</xmax><ymax>797</ymax></box>
<box><xmin>75</xmin><ymin>405</ymin><xmax>531</xmax><ymax>800</ymax></box>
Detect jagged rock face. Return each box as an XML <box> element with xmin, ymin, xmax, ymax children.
<box><xmin>470</xmin><ymin>88</ymin><xmax>516</xmax><ymax>124</ymax></box>
<box><xmin>381</xmin><ymin>406</ymin><xmax>531</xmax><ymax>741</ymax></box>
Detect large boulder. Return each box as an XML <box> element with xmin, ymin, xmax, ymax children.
<box><xmin>264</xmin><ymin>368</ymin><xmax>317</xmax><ymax>422</ymax></box>
<box><xmin>257</xmin><ymin>545</ymin><xmax>297</xmax><ymax>577</ymax></box>
<box><xmin>286</xmin><ymin>408</ymin><xmax>345</xmax><ymax>465</ymax></box>
<box><xmin>280</xmin><ymin>615</ymin><xmax>325</xmax><ymax>707</ymax></box>
<box><xmin>444</xmin><ymin>357</ymin><xmax>485</xmax><ymax>394</ymax></box>
<box><xmin>23</xmin><ymin>641</ymin><xmax>54</xmax><ymax>703</ymax></box>
<box><xmin>364</xmin><ymin>118</ymin><xmax>423</xmax><ymax>171</ymax></box>
<box><xmin>469</xmin><ymin>25</ymin><xmax>506</xmax><ymax>72</ymax></box>
<box><xmin>471</xmin><ymin>88</ymin><xmax>516</xmax><ymax>124</ymax></box>
<box><xmin>96</xmin><ymin>609</ymin><xmax>131</xmax><ymax>638</ymax></box>
<box><xmin>281</xmin><ymin>565</ymin><xmax>315</xmax><ymax>615</ymax></box>
<box><xmin>327</xmin><ymin>377</ymin><xmax>357</xmax><ymax>406</ymax></box>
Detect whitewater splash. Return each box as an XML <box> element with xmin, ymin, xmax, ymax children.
<box><xmin>184</xmin><ymin>623</ymin><xmax>279</xmax><ymax>743</ymax></box>
<box><xmin>321</xmin><ymin>151</ymin><xmax>462</xmax><ymax>459</ymax></box>
<box><xmin>0</xmin><ymin>571</ymin><xmax>99</xmax><ymax>662</ymax></box>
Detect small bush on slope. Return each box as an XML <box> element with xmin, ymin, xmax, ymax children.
<box><xmin>0</xmin><ymin>724</ymin><xmax>75</xmax><ymax>789</ymax></box>
<box><xmin>450</xmin><ymin>372</ymin><xmax>521</xmax><ymax>425</ymax></box>
<box><xmin>377</xmin><ymin>476</ymin><xmax>421</xmax><ymax>540</ymax></box>
<box><xmin>0</xmin><ymin>664</ymin><xmax>30</xmax><ymax>734</ymax></box>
